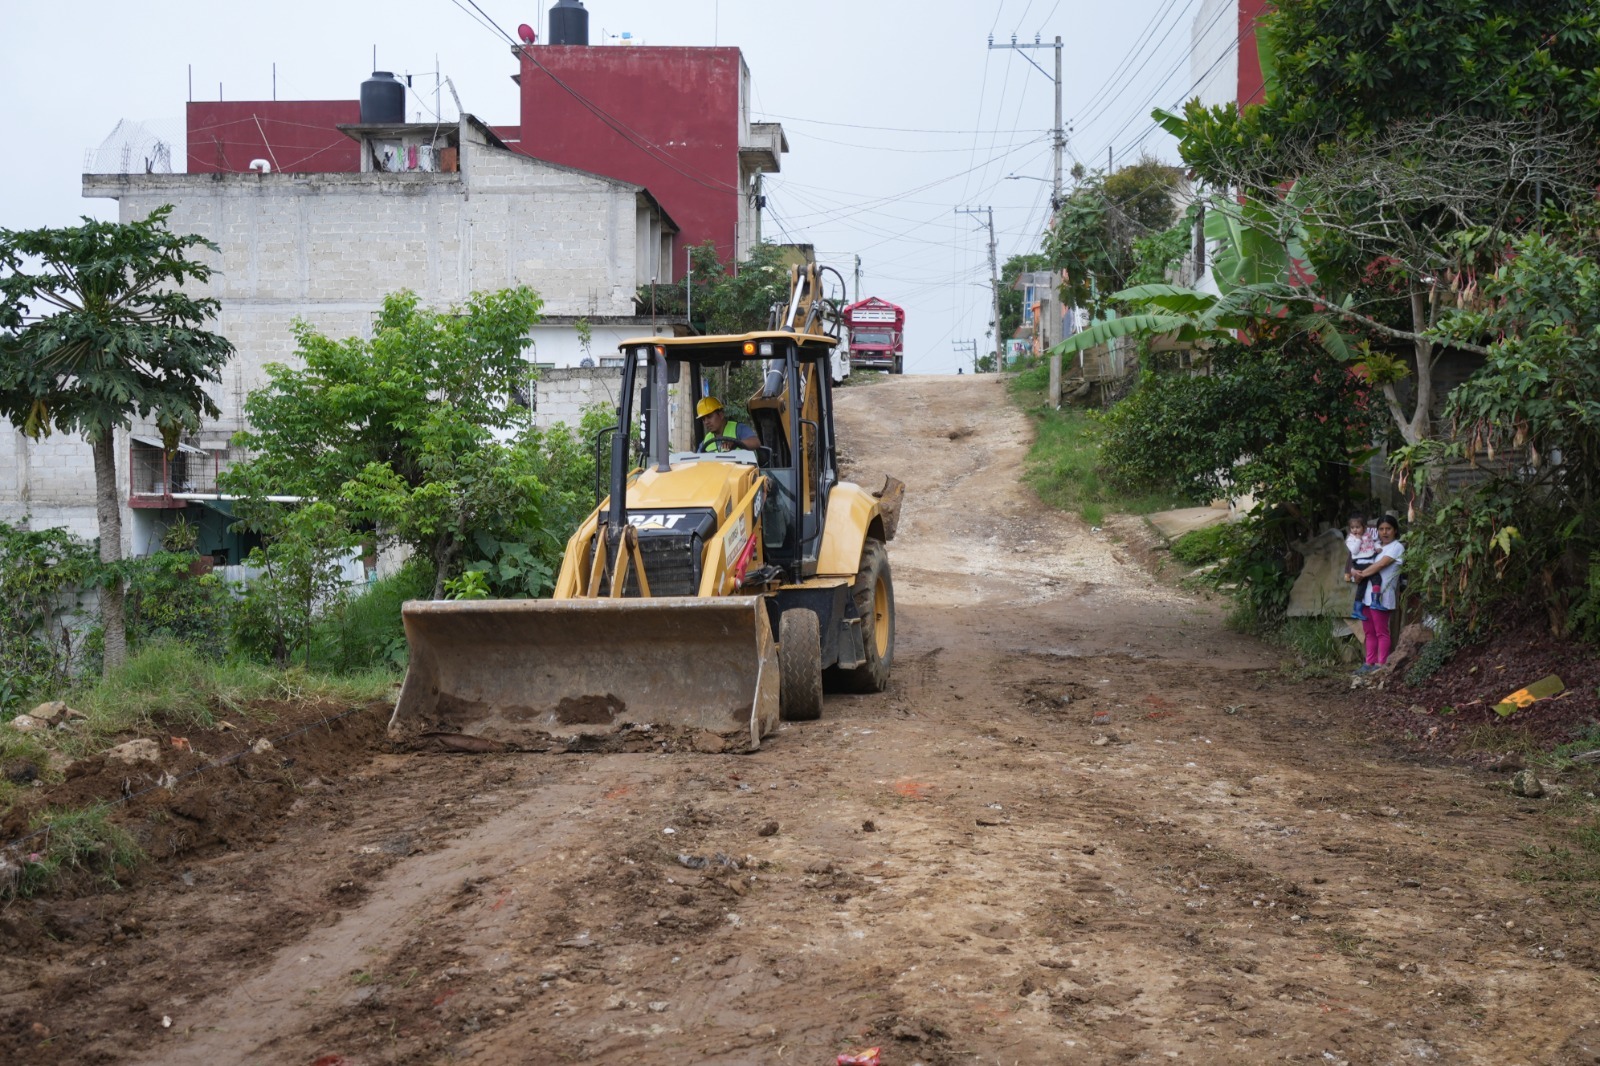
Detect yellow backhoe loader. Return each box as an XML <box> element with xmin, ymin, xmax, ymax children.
<box><xmin>389</xmin><ymin>265</ymin><xmax>903</xmax><ymax>752</ymax></box>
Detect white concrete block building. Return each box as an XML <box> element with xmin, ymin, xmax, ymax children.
<box><xmin>0</xmin><ymin>115</ymin><xmax>680</xmax><ymax>559</ymax></box>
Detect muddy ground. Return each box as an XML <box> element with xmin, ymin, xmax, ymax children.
<box><xmin>4</xmin><ymin>374</ymin><xmax>1600</xmax><ymax>1065</ymax></box>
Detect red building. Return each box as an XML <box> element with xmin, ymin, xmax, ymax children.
<box><xmin>1236</xmin><ymin>0</ymin><xmax>1272</xmax><ymax>108</ymax></box>
<box><xmin>182</xmin><ymin>19</ymin><xmax>783</xmax><ymax>281</ymax></box>
<box><xmin>186</xmin><ymin>101</ymin><xmax>359</xmax><ymax>174</ymax></box>
<box><xmin>513</xmin><ymin>43</ymin><xmax>784</xmax><ymax>275</ymax></box>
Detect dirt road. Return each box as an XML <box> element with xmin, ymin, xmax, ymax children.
<box><xmin>7</xmin><ymin>374</ymin><xmax>1600</xmax><ymax>1064</ymax></box>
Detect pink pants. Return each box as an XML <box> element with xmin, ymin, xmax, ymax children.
<box><xmin>1363</xmin><ymin>607</ymin><xmax>1393</xmax><ymax>666</ymax></box>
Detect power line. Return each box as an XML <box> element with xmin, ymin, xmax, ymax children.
<box><xmin>791</xmin><ymin>131</ymin><xmax>1050</xmax><ymax>155</ymax></box>
<box><xmin>1082</xmin><ymin>0</ymin><xmax>1238</xmax><ymax>169</ymax></box>
<box><xmin>1074</xmin><ymin>0</ymin><xmax>1202</xmax><ymax>136</ymax></box>
<box><xmin>752</xmin><ymin>113</ymin><xmax>1049</xmax><ymax>136</ymax></box>
<box><xmin>441</xmin><ymin>0</ymin><xmax>741</xmax><ymax>195</ymax></box>
<box><xmin>1069</xmin><ymin>0</ymin><xmax>1192</xmax><ymax>128</ymax></box>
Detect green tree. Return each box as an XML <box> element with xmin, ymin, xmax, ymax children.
<box><xmin>1099</xmin><ymin>335</ymin><xmax>1377</xmax><ymax>513</ymax></box>
<box><xmin>230</xmin><ymin>499</ymin><xmax>358</xmax><ymax>666</ymax></box>
<box><xmin>1172</xmin><ymin>0</ymin><xmax>1600</xmax><ymax>187</ymax></box>
<box><xmin>1043</xmin><ymin>157</ymin><xmax>1181</xmax><ymax>318</ymax></box>
<box><xmin>1397</xmin><ymin>232</ymin><xmax>1600</xmax><ymax>637</ymax></box>
<box><xmin>0</xmin><ymin>207</ymin><xmax>233</xmax><ymax>672</ymax></box>
<box><xmin>1156</xmin><ymin>1</ymin><xmax>1600</xmax><ymax>452</ymax></box>
<box><xmin>227</xmin><ymin>288</ymin><xmax>544</xmax><ymax>597</ymax></box>
<box><xmin>0</xmin><ymin>521</ymin><xmax>98</xmax><ymax>709</ymax></box>
<box><xmin>687</xmin><ymin>241</ymin><xmax>792</xmax><ymax>335</ymax></box>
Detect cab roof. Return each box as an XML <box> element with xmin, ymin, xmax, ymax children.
<box><xmin>616</xmin><ymin>330</ymin><xmax>840</xmax><ymax>357</ymax></box>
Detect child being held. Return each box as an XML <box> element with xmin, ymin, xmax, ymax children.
<box><xmin>1344</xmin><ymin>513</ymin><xmax>1379</xmax><ymax>619</ymax></box>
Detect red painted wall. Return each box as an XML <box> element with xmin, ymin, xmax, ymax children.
<box><xmin>187</xmin><ymin>101</ymin><xmax>359</xmax><ymax>174</ymax></box>
<box><xmin>516</xmin><ymin>46</ymin><xmax>745</xmax><ymax>277</ymax></box>
<box><xmin>1237</xmin><ymin>0</ymin><xmax>1273</xmax><ymax>108</ymax></box>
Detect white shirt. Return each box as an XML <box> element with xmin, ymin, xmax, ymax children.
<box><xmin>1362</xmin><ymin>540</ymin><xmax>1404</xmax><ymax>611</ymax></box>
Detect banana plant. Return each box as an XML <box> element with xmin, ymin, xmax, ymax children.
<box><xmin>1050</xmin><ymin>184</ymin><xmax>1357</xmax><ymax>363</ymax></box>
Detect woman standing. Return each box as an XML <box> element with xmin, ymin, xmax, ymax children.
<box><xmin>1353</xmin><ymin>515</ymin><xmax>1404</xmax><ymax>672</ymax></box>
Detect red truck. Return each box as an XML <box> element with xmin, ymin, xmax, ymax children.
<box><xmin>843</xmin><ymin>297</ymin><xmax>905</xmax><ymax>374</ymax></box>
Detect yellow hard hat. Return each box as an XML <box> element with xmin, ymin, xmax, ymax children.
<box><xmin>696</xmin><ymin>396</ymin><xmax>724</xmax><ymax>417</ymax></box>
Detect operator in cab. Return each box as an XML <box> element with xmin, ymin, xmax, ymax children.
<box><xmin>698</xmin><ymin>396</ymin><xmax>760</xmax><ymax>451</ymax></box>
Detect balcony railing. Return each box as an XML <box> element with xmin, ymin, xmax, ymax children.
<box><xmin>129</xmin><ymin>436</ymin><xmax>226</xmax><ymax>507</ymax></box>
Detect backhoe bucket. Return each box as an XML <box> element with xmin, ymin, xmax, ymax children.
<box><xmin>389</xmin><ymin>597</ymin><xmax>781</xmax><ymax>752</ymax></box>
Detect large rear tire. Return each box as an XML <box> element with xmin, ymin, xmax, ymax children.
<box><xmin>826</xmin><ymin>538</ymin><xmax>894</xmax><ymax>693</ymax></box>
<box><xmin>778</xmin><ymin>608</ymin><xmax>824</xmax><ymax>721</ymax></box>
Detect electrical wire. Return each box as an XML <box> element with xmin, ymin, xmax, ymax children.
<box><xmin>442</xmin><ymin>0</ymin><xmax>741</xmax><ymax>195</ymax></box>
<box><xmin>792</xmin><ymin>131</ymin><xmax>1049</xmax><ymax>155</ymax></box>
<box><xmin>1081</xmin><ymin>0</ymin><xmax>1236</xmax><ymax>168</ymax></box>
<box><xmin>1075</xmin><ymin>0</ymin><xmax>1209</xmax><ymax>156</ymax></box>
<box><xmin>751</xmin><ymin>113</ymin><xmax>1050</xmax><ymax>136</ymax></box>
<box><xmin>1068</xmin><ymin>0</ymin><xmax>1191</xmax><ymax>130</ymax></box>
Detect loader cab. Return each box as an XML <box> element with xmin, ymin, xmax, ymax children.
<box><xmin>610</xmin><ymin>333</ymin><xmax>841</xmax><ymax>581</ymax></box>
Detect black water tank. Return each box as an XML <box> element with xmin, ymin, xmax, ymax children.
<box><xmin>549</xmin><ymin>0</ymin><xmax>589</xmax><ymax>45</ymax></box>
<box><xmin>360</xmin><ymin>71</ymin><xmax>405</xmax><ymax>124</ymax></box>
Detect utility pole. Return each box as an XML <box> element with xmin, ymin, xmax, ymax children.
<box><xmin>956</xmin><ymin>206</ymin><xmax>1000</xmax><ymax>372</ymax></box>
<box><xmin>853</xmin><ymin>255</ymin><xmax>861</xmax><ymax>304</ymax></box>
<box><xmin>953</xmin><ymin>339</ymin><xmax>978</xmax><ymax>374</ymax></box>
<box><xmin>988</xmin><ymin>33</ymin><xmax>1065</xmax><ymax>210</ymax></box>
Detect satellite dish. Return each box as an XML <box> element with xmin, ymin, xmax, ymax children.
<box><xmin>517</xmin><ymin>23</ymin><xmax>537</xmax><ymax>43</ymax></box>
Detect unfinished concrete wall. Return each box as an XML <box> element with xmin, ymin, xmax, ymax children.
<box><xmin>5</xmin><ymin>119</ymin><xmax>676</xmax><ymax>549</ymax></box>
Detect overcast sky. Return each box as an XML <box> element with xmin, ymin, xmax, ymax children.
<box><xmin>1</xmin><ymin>0</ymin><xmax>1224</xmax><ymax>373</ymax></box>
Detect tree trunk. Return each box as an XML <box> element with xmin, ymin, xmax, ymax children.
<box><xmin>91</xmin><ymin>430</ymin><xmax>127</xmax><ymax>673</ymax></box>
<box><xmin>431</xmin><ymin>535</ymin><xmax>457</xmax><ymax>600</ymax></box>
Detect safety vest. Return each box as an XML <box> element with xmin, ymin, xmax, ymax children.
<box><xmin>701</xmin><ymin>422</ymin><xmax>743</xmax><ymax>449</ymax></box>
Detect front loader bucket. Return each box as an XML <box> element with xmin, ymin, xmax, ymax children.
<box><xmin>389</xmin><ymin>596</ymin><xmax>781</xmax><ymax>753</ymax></box>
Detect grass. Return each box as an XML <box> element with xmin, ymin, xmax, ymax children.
<box><xmin>1515</xmin><ymin>819</ymin><xmax>1600</xmax><ymax>902</ymax></box>
<box><xmin>1263</xmin><ymin>617</ymin><xmax>1350</xmax><ymax>677</ymax></box>
<box><xmin>0</xmin><ymin>641</ymin><xmax>397</xmax><ymax>808</ymax></box>
<box><xmin>1549</xmin><ymin>723</ymin><xmax>1600</xmax><ymax>763</ymax></box>
<box><xmin>1455</xmin><ymin>723</ymin><xmax>1543</xmax><ymax>757</ymax></box>
<box><xmin>10</xmin><ymin>802</ymin><xmax>144</xmax><ymax>898</ymax></box>
<box><xmin>312</xmin><ymin>565</ymin><xmax>432</xmax><ymax>673</ymax></box>
<box><xmin>1171</xmin><ymin>523</ymin><xmax>1234</xmax><ymax>566</ymax></box>
<box><xmin>1008</xmin><ymin>362</ymin><xmax>1188</xmax><ymax>523</ymax></box>
<box><xmin>72</xmin><ymin>640</ymin><xmax>396</xmax><ymax>736</ymax></box>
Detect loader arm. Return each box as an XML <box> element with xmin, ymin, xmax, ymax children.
<box><xmin>392</xmin><ymin>264</ymin><xmax>895</xmax><ymax>753</ymax></box>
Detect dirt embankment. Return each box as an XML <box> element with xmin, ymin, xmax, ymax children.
<box><xmin>4</xmin><ymin>375</ymin><xmax>1600</xmax><ymax>1065</ymax></box>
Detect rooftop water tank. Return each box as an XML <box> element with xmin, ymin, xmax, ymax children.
<box><xmin>549</xmin><ymin>0</ymin><xmax>589</xmax><ymax>46</ymax></box>
<box><xmin>360</xmin><ymin>71</ymin><xmax>405</xmax><ymax>124</ymax></box>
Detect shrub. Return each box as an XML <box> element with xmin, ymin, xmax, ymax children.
<box><xmin>73</xmin><ymin>640</ymin><xmax>394</xmax><ymax>735</ymax></box>
<box><xmin>310</xmin><ymin>562</ymin><xmax>432</xmax><ymax>673</ymax></box>
<box><xmin>0</xmin><ymin>521</ymin><xmax>98</xmax><ymax>714</ymax></box>
<box><xmin>1171</xmin><ymin>522</ymin><xmax>1234</xmax><ymax>566</ymax></box>
<box><xmin>124</xmin><ymin>552</ymin><xmax>232</xmax><ymax>659</ymax></box>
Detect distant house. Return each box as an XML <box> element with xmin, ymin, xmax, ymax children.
<box><xmin>1012</xmin><ymin>270</ymin><xmax>1069</xmax><ymax>358</ymax></box>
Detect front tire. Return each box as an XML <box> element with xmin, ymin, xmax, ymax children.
<box><xmin>778</xmin><ymin>608</ymin><xmax>824</xmax><ymax>721</ymax></box>
<box><xmin>826</xmin><ymin>538</ymin><xmax>894</xmax><ymax>693</ymax></box>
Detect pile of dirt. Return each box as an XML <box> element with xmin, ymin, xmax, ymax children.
<box><xmin>0</xmin><ymin>698</ymin><xmax>393</xmax><ymax>895</ymax></box>
<box><xmin>1361</xmin><ymin>615</ymin><xmax>1600</xmax><ymax>760</ymax></box>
